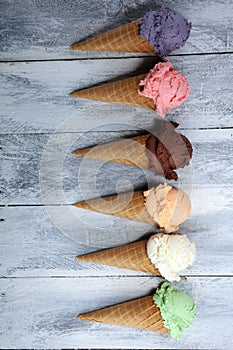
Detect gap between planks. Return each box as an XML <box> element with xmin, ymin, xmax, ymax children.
<box><xmin>0</xmin><ymin>50</ymin><xmax>233</xmax><ymax>64</ymax></box>
<box><xmin>1</xmin><ymin>126</ymin><xmax>233</xmax><ymax>136</ymax></box>
<box><xmin>0</xmin><ymin>275</ymin><xmax>233</xmax><ymax>279</ymax></box>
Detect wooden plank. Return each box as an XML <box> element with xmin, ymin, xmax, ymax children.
<box><xmin>0</xmin><ymin>204</ymin><xmax>233</xmax><ymax>277</ymax></box>
<box><xmin>1</xmin><ymin>2</ymin><xmax>232</xmax><ymax>349</ymax></box>
<box><xmin>1</xmin><ymin>0</ymin><xmax>233</xmax><ymax>61</ymax></box>
<box><xmin>1</xmin><ymin>54</ymin><xmax>233</xmax><ymax>134</ymax></box>
<box><xmin>0</xmin><ymin>276</ymin><xmax>233</xmax><ymax>348</ymax></box>
<box><xmin>1</xmin><ymin>129</ymin><xmax>233</xmax><ymax>205</ymax></box>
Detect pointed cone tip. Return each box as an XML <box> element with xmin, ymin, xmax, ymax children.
<box><xmin>69</xmin><ymin>90</ymin><xmax>85</xmax><ymax>98</ymax></box>
<box><xmin>78</xmin><ymin>313</ymin><xmax>94</xmax><ymax>321</ymax></box>
<box><xmin>72</xmin><ymin>150</ymin><xmax>82</xmax><ymax>156</ymax></box>
<box><xmin>77</xmin><ymin>313</ymin><xmax>85</xmax><ymax>320</ymax></box>
<box><xmin>72</xmin><ymin>149</ymin><xmax>88</xmax><ymax>157</ymax></box>
<box><xmin>70</xmin><ymin>43</ymin><xmax>78</xmax><ymax>50</ymax></box>
<box><xmin>76</xmin><ymin>254</ymin><xmax>86</xmax><ymax>261</ymax></box>
<box><xmin>69</xmin><ymin>91</ymin><xmax>76</xmax><ymax>97</ymax></box>
<box><xmin>74</xmin><ymin>201</ymin><xmax>88</xmax><ymax>209</ymax></box>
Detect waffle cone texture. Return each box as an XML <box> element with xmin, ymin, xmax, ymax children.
<box><xmin>73</xmin><ymin>134</ymin><xmax>150</xmax><ymax>168</ymax></box>
<box><xmin>70</xmin><ymin>20</ymin><xmax>155</xmax><ymax>53</ymax></box>
<box><xmin>77</xmin><ymin>239</ymin><xmax>160</xmax><ymax>274</ymax></box>
<box><xmin>70</xmin><ymin>74</ymin><xmax>155</xmax><ymax>110</ymax></box>
<box><xmin>78</xmin><ymin>295</ymin><xmax>169</xmax><ymax>334</ymax></box>
<box><xmin>74</xmin><ymin>190</ymin><xmax>156</xmax><ymax>226</ymax></box>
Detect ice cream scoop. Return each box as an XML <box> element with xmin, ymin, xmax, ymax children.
<box><xmin>139</xmin><ymin>7</ymin><xmax>192</xmax><ymax>56</ymax></box>
<box><xmin>147</xmin><ymin>234</ymin><xmax>195</xmax><ymax>281</ymax></box>
<box><xmin>144</xmin><ymin>183</ymin><xmax>191</xmax><ymax>232</ymax></box>
<box><xmin>71</xmin><ymin>7</ymin><xmax>191</xmax><ymax>55</ymax></box>
<box><xmin>146</xmin><ymin>121</ymin><xmax>193</xmax><ymax>180</ymax></box>
<box><xmin>138</xmin><ymin>61</ymin><xmax>190</xmax><ymax>117</ymax></box>
<box><xmin>154</xmin><ymin>282</ymin><xmax>196</xmax><ymax>340</ymax></box>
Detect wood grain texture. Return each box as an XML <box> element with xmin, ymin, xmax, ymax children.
<box><xmin>1</xmin><ymin>1</ymin><xmax>233</xmax><ymax>348</ymax></box>
<box><xmin>1</xmin><ymin>129</ymin><xmax>233</xmax><ymax>205</ymax></box>
<box><xmin>0</xmin><ymin>205</ymin><xmax>233</xmax><ymax>277</ymax></box>
<box><xmin>1</xmin><ymin>54</ymin><xmax>233</xmax><ymax>134</ymax></box>
<box><xmin>1</xmin><ymin>277</ymin><xmax>233</xmax><ymax>349</ymax></box>
<box><xmin>1</xmin><ymin>0</ymin><xmax>233</xmax><ymax>60</ymax></box>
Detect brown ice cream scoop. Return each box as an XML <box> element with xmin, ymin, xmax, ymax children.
<box><xmin>146</xmin><ymin>122</ymin><xmax>193</xmax><ymax>180</ymax></box>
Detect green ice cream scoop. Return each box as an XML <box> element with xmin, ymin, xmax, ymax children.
<box><xmin>153</xmin><ymin>282</ymin><xmax>196</xmax><ymax>340</ymax></box>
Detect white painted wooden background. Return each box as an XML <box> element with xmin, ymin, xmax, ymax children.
<box><xmin>0</xmin><ymin>0</ymin><xmax>233</xmax><ymax>349</ymax></box>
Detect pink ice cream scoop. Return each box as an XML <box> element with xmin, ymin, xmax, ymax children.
<box><xmin>138</xmin><ymin>61</ymin><xmax>190</xmax><ymax>117</ymax></box>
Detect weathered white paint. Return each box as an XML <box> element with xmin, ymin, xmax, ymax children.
<box><xmin>1</xmin><ymin>54</ymin><xmax>233</xmax><ymax>134</ymax></box>
<box><xmin>0</xmin><ymin>205</ymin><xmax>233</xmax><ymax>277</ymax></box>
<box><xmin>1</xmin><ymin>0</ymin><xmax>233</xmax><ymax>61</ymax></box>
<box><xmin>0</xmin><ymin>277</ymin><xmax>233</xmax><ymax>349</ymax></box>
<box><xmin>1</xmin><ymin>1</ymin><xmax>233</xmax><ymax>348</ymax></box>
<box><xmin>1</xmin><ymin>129</ymin><xmax>232</xmax><ymax>205</ymax></box>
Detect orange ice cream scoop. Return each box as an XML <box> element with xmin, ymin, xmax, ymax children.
<box><xmin>144</xmin><ymin>183</ymin><xmax>191</xmax><ymax>232</ymax></box>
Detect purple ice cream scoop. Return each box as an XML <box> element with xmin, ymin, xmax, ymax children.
<box><xmin>139</xmin><ymin>7</ymin><xmax>192</xmax><ymax>56</ymax></box>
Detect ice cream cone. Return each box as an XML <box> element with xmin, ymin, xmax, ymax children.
<box><xmin>78</xmin><ymin>295</ymin><xmax>169</xmax><ymax>334</ymax></box>
<box><xmin>77</xmin><ymin>239</ymin><xmax>160</xmax><ymax>274</ymax></box>
<box><xmin>73</xmin><ymin>134</ymin><xmax>150</xmax><ymax>168</ymax></box>
<box><xmin>70</xmin><ymin>74</ymin><xmax>155</xmax><ymax>110</ymax></box>
<box><xmin>74</xmin><ymin>190</ymin><xmax>156</xmax><ymax>226</ymax></box>
<box><xmin>73</xmin><ymin>121</ymin><xmax>193</xmax><ymax>181</ymax></box>
<box><xmin>70</xmin><ymin>20</ymin><xmax>155</xmax><ymax>53</ymax></box>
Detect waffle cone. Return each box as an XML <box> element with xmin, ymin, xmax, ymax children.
<box><xmin>70</xmin><ymin>20</ymin><xmax>155</xmax><ymax>53</ymax></box>
<box><xmin>77</xmin><ymin>239</ymin><xmax>160</xmax><ymax>274</ymax></box>
<box><xmin>70</xmin><ymin>74</ymin><xmax>155</xmax><ymax>110</ymax></box>
<box><xmin>73</xmin><ymin>134</ymin><xmax>150</xmax><ymax>168</ymax></box>
<box><xmin>78</xmin><ymin>295</ymin><xmax>169</xmax><ymax>334</ymax></box>
<box><xmin>74</xmin><ymin>191</ymin><xmax>156</xmax><ymax>225</ymax></box>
